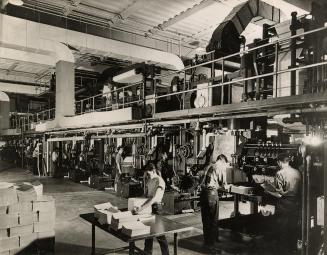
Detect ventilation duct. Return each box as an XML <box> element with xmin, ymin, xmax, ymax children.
<box><xmin>0</xmin><ymin>14</ymin><xmax>183</xmax><ymax>71</ymax></box>
<box><xmin>206</xmin><ymin>0</ymin><xmax>281</xmax><ymax>57</ymax></box>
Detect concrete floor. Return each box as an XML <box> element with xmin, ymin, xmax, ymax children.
<box><xmin>0</xmin><ymin>162</ymin><xmax>291</xmax><ymax>255</ymax></box>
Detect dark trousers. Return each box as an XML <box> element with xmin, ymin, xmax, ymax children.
<box><xmin>200</xmin><ymin>188</ymin><xmax>219</xmax><ymax>246</ymax></box>
<box><xmin>53</xmin><ymin>162</ymin><xmax>60</xmax><ymax>178</ymax></box>
<box><xmin>273</xmin><ymin>197</ymin><xmax>300</xmax><ymax>253</ymax></box>
<box><xmin>144</xmin><ymin>204</ymin><xmax>169</xmax><ymax>255</ymax></box>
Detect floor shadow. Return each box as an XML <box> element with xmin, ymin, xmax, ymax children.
<box><xmin>178</xmin><ymin>228</ymin><xmax>295</xmax><ymax>255</ymax></box>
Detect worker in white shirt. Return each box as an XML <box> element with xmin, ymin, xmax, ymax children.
<box><xmin>133</xmin><ymin>162</ymin><xmax>169</xmax><ymax>255</ymax></box>
<box><xmin>51</xmin><ymin>147</ymin><xmax>59</xmax><ymax>177</ymax></box>
<box><xmin>114</xmin><ymin>146</ymin><xmax>124</xmax><ymax>192</ymax></box>
<box><xmin>200</xmin><ymin>154</ymin><xmax>227</xmax><ymax>251</ymax></box>
<box><xmin>32</xmin><ymin>144</ymin><xmax>39</xmax><ymax>175</ymax></box>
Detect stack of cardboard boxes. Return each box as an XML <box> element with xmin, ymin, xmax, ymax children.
<box><xmin>0</xmin><ymin>182</ymin><xmax>55</xmax><ymax>255</ymax></box>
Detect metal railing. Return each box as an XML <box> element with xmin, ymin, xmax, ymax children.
<box><xmin>74</xmin><ymin>24</ymin><xmax>327</xmax><ymax>116</ymax></box>
<box><xmin>7</xmin><ymin>25</ymin><xmax>327</xmax><ymax>132</ymax></box>
<box><xmin>75</xmin><ymin>81</ymin><xmax>144</xmax><ymax>115</ymax></box>
<box><xmin>9</xmin><ymin>108</ymin><xmax>55</xmax><ymax>132</ymax></box>
<box><xmin>151</xmin><ymin>25</ymin><xmax>327</xmax><ymax>112</ymax></box>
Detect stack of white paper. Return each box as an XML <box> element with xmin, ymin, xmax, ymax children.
<box><xmin>121</xmin><ymin>221</ymin><xmax>151</xmax><ymax>237</ymax></box>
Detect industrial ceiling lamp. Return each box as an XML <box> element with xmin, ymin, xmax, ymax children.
<box><xmin>8</xmin><ymin>0</ymin><xmax>24</xmax><ymax>6</ymax></box>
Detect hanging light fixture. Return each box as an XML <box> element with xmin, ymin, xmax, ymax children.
<box><xmin>8</xmin><ymin>0</ymin><xmax>24</xmax><ymax>6</ymax></box>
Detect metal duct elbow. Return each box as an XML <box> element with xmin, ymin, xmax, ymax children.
<box><xmin>206</xmin><ymin>0</ymin><xmax>281</xmax><ymax>57</ymax></box>
<box><xmin>0</xmin><ymin>91</ymin><xmax>9</xmax><ymax>102</ymax></box>
<box><xmin>53</xmin><ymin>42</ymin><xmax>75</xmax><ymax>63</ymax></box>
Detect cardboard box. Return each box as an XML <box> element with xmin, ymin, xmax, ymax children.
<box><xmin>37</xmin><ymin>230</ymin><xmax>55</xmax><ymax>239</ymax></box>
<box><xmin>26</xmin><ymin>181</ymin><xmax>43</xmax><ymax>199</ymax></box>
<box><xmin>34</xmin><ymin>211</ymin><xmax>56</xmax><ymax>223</ymax></box>
<box><xmin>0</xmin><ymin>237</ymin><xmax>19</xmax><ymax>252</ymax></box>
<box><xmin>317</xmin><ymin>196</ymin><xmax>324</xmax><ymax>226</ymax></box>
<box><xmin>10</xmin><ymin>224</ymin><xmax>33</xmax><ymax>237</ymax></box>
<box><xmin>0</xmin><ymin>185</ymin><xmax>18</xmax><ymax>207</ymax></box>
<box><xmin>33</xmin><ymin>196</ymin><xmax>55</xmax><ymax>212</ymax></box>
<box><xmin>8</xmin><ymin>248</ymin><xmax>24</xmax><ymax>255</ymax></box>
<box><xmin>16</xmin><ymin>184</ymin><xmax>37</xmax><ymax>203</ymax></box>
<box><xmin>0</xmin><ymin>229</ymin><xmax>9</xmax><ymax>239</ymax></box>
<box><xmin>0</xmin><ymin>215</ymin><xmax>18</xmax><ymax>229</ymax></box>
<box><xmin>33</xmin><ymin>222</ymin><xmax>55</xmax><ymax>233</ymax></box>
<box><xmin>19</xmin><ymin>233</ymin><xmax>37</xmax><ymax>248</ymax></box>
<box><xmin>0</xmin><ymin>206</ymin><xmax>8</xmax><ymax>215</ymax></box>
<box><xmin>94</xmin><ymin>202</ymin><xmax>115</xmax><ymax>218</ymax></box>
<box><xmin>7</xmin><ymin>202</ymin><xmax>33</xmax><ymax>215</ymax></box>
<box><xmin>18</xmin><ymin>214</ymin><xmax>33</xmax><ymax>226</ymax></box>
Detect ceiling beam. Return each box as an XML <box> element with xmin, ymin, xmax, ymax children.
<box><xmin>63</xmin><ymin>0</ymin><xmax>83</xmax><ymax>16</ymax></box>
<box><xmin>6</xmin><ymin>62</ymin><xmax>19</xmax><ymax>75</ymax></box>
<box><xmin>146</xmin><ymin>0</ymin><xmax>217</xmax><ymax>37</ymax></box>
<box><xmin>0</xmin><ymin>82</ymin><xmax>38</xmax><ymax>95</ymax></box>
<box><xmin>109</xmin><ymin>0</ymin><xmax>152</xmax><ymax>26</ymax></box>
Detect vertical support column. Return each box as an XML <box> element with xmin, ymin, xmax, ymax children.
<box><xmin>290</xmin><ymin>12</ymin><xmax>297</xmax><ymax>96</ymax></box>
<box><xmin>0</xmin><ymin>91</ymin><xmax>10</xmax><ymax>132</ymax></box>
<box><xmin>55</xmin><ymin>61</ymin><xmax>75</xmax><ymax>119</ymax></box>
<box><xmin>305</xmin><ymin>155</ymin><xmax>311</xmax><ymax>255</ymax></box>
<box><xmin>91</xmin><ymin>222</ymin><xmax>95</xmax><ymax>255</ymax></box>
<box><xmin>261</xmin><ymin>24</ymin><xmax>269</xmax><ymax>99</ymax></box>
<box><xmin>174</xmin><ymin>233</ymin><xmax>178</xmax><ymax>255</ymax></box>
<box><xmin>240</xmin><ymin>36</ymin><xmax>247</xmax><ymax>101</ymax></box>
<box><xmin>324</xmin><ymin>141</ymin><xmax>327</xmax><ymax>254</ymax></box>
<box><xmin>301</xmin><ymin>144</ymin><xmax>307</xmax><ymax>255</ymax></box>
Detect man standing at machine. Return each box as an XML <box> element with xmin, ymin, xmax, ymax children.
<box><xmin>262</xmin><ymin>153</ymin><xmax>301</xmax><ymax>252</ymax></box>
<box><xmin>157</xmin><ymin>151</ymin><xmax>175</xmax><ymax>190</ymax></box>
<box><xmin>114</xmin><ymin>146</ymin><xmax>124</xmax><ymax>192</ymax></box>
<box><xmin>51</xmin><ymin>147</ymin><xmax>60</xmax><ymax>178</ymax></box>
<box><xmin>133</xmin><ymin>162</ymin><xmax>169</xmax><ymax>255</ymax></box>
<box><xmin>200</xmin><ymin>154</ymin><xmax>228</xmax><ymax>251</ymax></box>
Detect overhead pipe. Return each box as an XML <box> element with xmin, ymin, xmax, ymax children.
<box><xmin>0</xmin><ymin>14</ymin><xmax>184</xmax><ymax>71</ymax></box>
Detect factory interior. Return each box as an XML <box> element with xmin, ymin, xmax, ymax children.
<box><xmin>0</xmin><ymin>0</ymin><xmax>326</xmax><ymax>254</ymax></box>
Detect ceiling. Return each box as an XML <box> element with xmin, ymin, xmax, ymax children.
<box><xmin>0</xmin><ymin>0</ymin><xmax>308</xmax><ymax>95</ymax></box>
<box><xmin>10</xmin><ymin>0</ymin><xmax>307</xmax><ymax>50</ymax></box>
<box><xmin>0</xmin><ymin>57</ymin><xmax>53</xmax><ymax>85</ymax></box>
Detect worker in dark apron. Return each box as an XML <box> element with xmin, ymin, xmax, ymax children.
<box><xmin>262</xmin><ymin>153</ymin><xmax>301</xmax><ymax>253</ymax></box>
<box><xmin>200</xmin><ymin>154</ymin><xmax>227</xmax><ymax>251</ymax></box>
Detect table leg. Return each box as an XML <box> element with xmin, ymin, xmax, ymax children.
<box><xmin>250</xmin><ymin>201</ymin><xmax>259</xmax><ymax>214</ymax></box>
<box><xmin>231</xmin><ymin>194</ymin><xmax>240</xmax><ymax>217</ymax></box>
<box><xmin>91</xmin><ymin>223</ymin><xmax>95</xmax><ymax>255</ymax></box>
<box><xmin>129</xmin><ymin>241</ymin><xmax>135</xmax><ymax>255</ymax></box>
<box><xmin>174</xmin><ymin>233</ymin><xmax>178</xmax><ymax>255</ymax></box>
